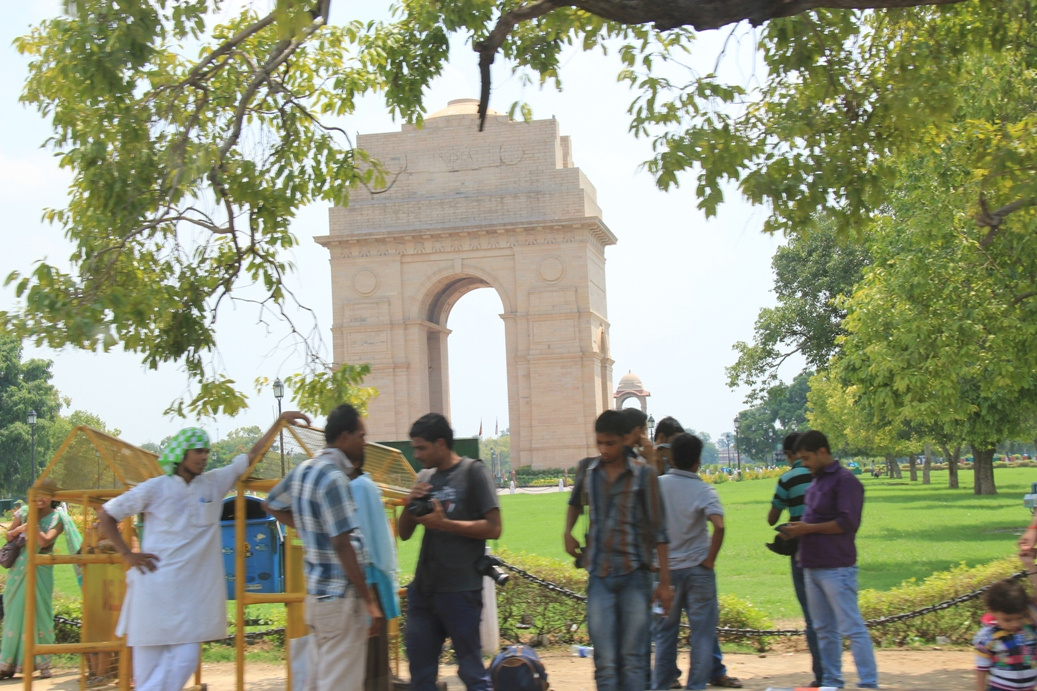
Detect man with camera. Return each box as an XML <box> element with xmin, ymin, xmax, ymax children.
<box><xmin>399</xmin><ymin>413</ymin><xmax>502</xmax><ymax>691</ymax></box>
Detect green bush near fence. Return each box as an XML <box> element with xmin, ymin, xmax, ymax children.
<box><xmin>861</xmin><ymin>557</ymin><xmax>1020</xmax><ymax>647</ymax></box>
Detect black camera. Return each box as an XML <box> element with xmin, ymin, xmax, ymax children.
<box><xmin>407</xmin><ymin>496</ymin><xmax>435</xmax><ymax>518</ymax></box>
<box><xmin>475</xmin><ymin>554</ymin><xmax>510</xmax><ymax>587</ymax></box>
<box><xmin>573</xmin><ymin>550</ymin><xmax>585</xmax><ymax>569</ymax></box>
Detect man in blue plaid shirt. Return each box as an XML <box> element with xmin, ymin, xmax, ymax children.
<box><xmin>564</xmin><ymin>409</ymin><xmax>672</xmax><ymax>691</ymax></box>
<box><xmin>266</xmin><ymin>404</ymin><xmax>384</xmax><ymax>691</ymax></box>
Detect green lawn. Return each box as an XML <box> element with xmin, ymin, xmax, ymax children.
<box><xmin>51</xmin><ymin>466</ymin><xmax>1037</xmax><ymax>622</ymax></box>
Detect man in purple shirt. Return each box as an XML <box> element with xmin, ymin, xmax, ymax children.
<box><xmin>780</xmin><ymin>431</ymin><xmax>878</xmax><ymax>689</ymax></box>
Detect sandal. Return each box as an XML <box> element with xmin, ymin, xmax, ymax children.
<box><xmin>38</xmin><ymin>670</ymin><xmax>52</xmax><ymax>679</ymax></box>
<box><xmin>0</xmin><ymin>669</ymin><xmax>13</xmax><ymax>680</ymax></box>
<box><xmin>710</xmin><ymin>675</ymin><xmax>743</xmax><ymax>688</ymax></box>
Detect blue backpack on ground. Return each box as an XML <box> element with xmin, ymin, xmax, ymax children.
<box><xmin>489</xmin><ymin>645</ymin><xmax>549</xmax><ymax>691</ymax></box>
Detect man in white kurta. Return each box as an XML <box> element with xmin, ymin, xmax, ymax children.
<box><xmin>99</xmin><ymin>411</ymin><xmax>308</xmax><ymax>691</ymax></box>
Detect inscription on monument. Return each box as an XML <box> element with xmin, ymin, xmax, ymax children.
<box><xmin>347</xmin><ymin>329</ymin><xmax>389</xmax><ymax>359</ymax></box>
<box><xmin>532</xmin><ymin>319</ymin><xmax>577</xmax><ymax>344</ymax></box>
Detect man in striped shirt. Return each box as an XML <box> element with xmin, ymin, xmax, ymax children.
<box><xmin>767</xmin><ymin>431</ymin><xmax>823</xmax><ymax>687</ymax></box>
<box><xmin>564</xmin><ymin>409</ymin><xmax>672</xmax><ymax>691</ymax></box>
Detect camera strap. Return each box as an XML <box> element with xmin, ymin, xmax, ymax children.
<box><xmin>414</xmin><ymin>457</ymin><xmax>481</xmax><ymax>595</ymax></box>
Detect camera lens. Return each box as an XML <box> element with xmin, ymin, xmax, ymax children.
<box><xmin>475</xmin><ymin>555</ymin><xmax>510</xmax><ymax>587</ymax></box>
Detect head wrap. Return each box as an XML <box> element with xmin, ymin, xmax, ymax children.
<box><xmin>158</xmin><ymin>427</ymin><xmax>210</xmax><ymax>475</ymax></box>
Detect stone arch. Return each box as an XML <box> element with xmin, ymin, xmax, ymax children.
<box><xmin>416</xmin><ymin>265</ymin><xmax>514</xmax><ymax>325</ymax></box>
<box><xmin>415</xmin><ymin>270</ymin><xmax>511</xmax><ymax>420</ymax></box>
<box><xmin>315</xmin><ymin>100</ymin><xmax>618</xmax><ymax>468</ymax></box>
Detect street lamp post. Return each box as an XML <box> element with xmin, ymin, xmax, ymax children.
<box><xmin>273</xmin><ymin>378</ymin><xmax>285</xmax><ymax>475</ymax></box>
<box><xmin>733</xmin><ymin>414</ymin><xmax>741</xmax><ymax>474</ymax></box>
<box><xmin>647</xmin><ymin>414</ymin><xmax>655</xmax><ymax>440</ymax></box>
<box><xmin>27</xmin><ymin>409</ymin><xmax>37</xmax><ymax>486</ymax></box>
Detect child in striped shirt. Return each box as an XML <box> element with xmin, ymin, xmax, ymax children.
<box><xmin>974</xmin><ymin>555</ymin><xmax>1037</xmax><ymax>691</ymax></box>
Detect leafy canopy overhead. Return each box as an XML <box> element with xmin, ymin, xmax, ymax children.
<box><xmin>4</xmin><ymin>0</ymin><xmax>1014</xmax><ymax>419</ymax></box>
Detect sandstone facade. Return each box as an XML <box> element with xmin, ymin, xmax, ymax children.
<box><xmin>316</xmin><ymin>99</ymin><xmax>616</xmax><ymax>469</ymax></box>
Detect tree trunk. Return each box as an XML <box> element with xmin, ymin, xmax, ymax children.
<box><xmin>908</xmin><ymin>454</ymin><xmax>918</xmax><ymax>482</ymax></box>
<box><xmin>971</xmin><ymin>444</ymin><xmax>998</xmax><ymax>495</ymax></box>
<box><xmin>940</xmin><ymin>443</ymin><xmax>961</xmax><ymax>489</ymax></box>
<box><xmin>922</xmin><ymin>443</ymin><xmax>932</xmax><ymax>485</ymax></box>
<box><xmin>884</xmin><ymin>454</ymin><xmax>903</xmax><ymax>479</ymax></box>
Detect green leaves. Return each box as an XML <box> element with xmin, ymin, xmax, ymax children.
<box><xmin>12</xmin><ymin>0</ymin><xmax>1037</xmax><ymax>428</ymax></box>
<box><xmin>6</xmin><ymin>1</ymin><xmax>399</xmax><ymax>419</ymax></box>
<box><xmin>281</xmin><ymin>364</ymin><xmax>377</xmax><ymax>418</ymax></box>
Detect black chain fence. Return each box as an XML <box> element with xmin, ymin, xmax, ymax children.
<box><xmin>498</xmin><ymin>560</ymin><xmax>1019</xmax><ymax>638</ymax></box>
<box><xmin>51</xmin><ymin>560</ymin><xmax>1021</xmax><ymax>642</ymax></box>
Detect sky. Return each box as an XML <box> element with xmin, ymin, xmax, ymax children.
<box><xmin>0</xmin><ymin>3</ymin><xmax>789</xmax><ymax>449</ymax></box>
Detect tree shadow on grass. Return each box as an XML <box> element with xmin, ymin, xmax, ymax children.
<box><xmin>870</xmin><ymin>522</ymin><xmax>1023</xmax><ymax>543</ymax></box>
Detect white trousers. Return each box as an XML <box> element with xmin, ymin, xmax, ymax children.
<box><xmin>132</xmin><ymin>642</ymin><xmax>199</xmax><ymax>691</ymax></box>
<box><xmin>304</xmin><ymin>592</ymin><xmax>368</xmax><ymax>691</ymax></box>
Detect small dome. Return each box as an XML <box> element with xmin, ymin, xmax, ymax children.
<box><xmin>427</xmin><ymin>98</ymin><xmax>501</xmax><ymax>119</ymax></box>
<box><xmin>617</xmin><ymin>371</ymin><xmax>644</xmax><ymax>392</ymax></box>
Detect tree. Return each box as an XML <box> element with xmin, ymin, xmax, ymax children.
<box><xmin>830</xmin><ymin>47</ymin><xmax>1037</xmax><ymax>495</ymax></box>
<box><xmin>0</xmin><ymin>335</ymin><xmax>61</xmax><ymax>495</ymax></box>
<box><xmin>727</xmin><ymin>218</ymin><xmax>870</xmax><ymax>399</ymax></box>
<box><xmin>47</xmin><ymin>408</ymin><xmax>121</xmax><ymax>452</ymax></box>
<box><xmin>685</xmin><ymin>428</ymin><xmax>719</xmax><ymax>466</ymax></box>
<box><xmin>4</xmin><ymin>0</ymin><xmax>1010</xmax><ymax>420</ymax></box>
<box><xmin>209</xmin><ymin>426</ymin><xmax>263</xmax><ymax>469</ymax></box>
<box><xmin>805</xmin><ymin>370</ymin><xmax>913</xmax><ymax>480</ymax></box>
<box><xmin>735</xmin><ymin>405</ymin><xmax>779</xmax><ymax>464</ymax></box>
<box><xmin>766</xmin><ymin>371</ymin><xmax>811</xmax><ymax>434</ymax></box>
<box><xmin>480</xmin><ymin>432</ymin><xmax>511</xmax><ymax>480</ymax></box>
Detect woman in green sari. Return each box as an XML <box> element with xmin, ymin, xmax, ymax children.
<box><xmin>0</xmin><ymin>494</ymin><xmax>82</xmax><ymax>679</ymax></box>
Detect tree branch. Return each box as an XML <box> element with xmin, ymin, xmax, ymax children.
<box><xmin>976</xmin><ymin>193</ymin><xmax>1036</xmax><ymax>246</ymax></box>
<box><xmin>473</xmin><ymin>0</ymin><xmax>966</xmax><ymax>129</ymax></box>
<box><xmin>474</xmin><ymin>0</ymin><xmax>568</xmax><ymax>131</ymax></box>
<box><xmin>570</xmin><ymin>0</ymin><xmax>967</xmax><ymax>32</ymax></box>
<box><xmin>183</xmin><ymin>12</ymin><xmax>279</xmax><ymax>87</ymax></box>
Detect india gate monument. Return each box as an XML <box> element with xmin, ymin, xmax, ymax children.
<box><xmin>316</xmin><ymin>99</ymin><xmax>616</xmax><ymax>469</ymax></box>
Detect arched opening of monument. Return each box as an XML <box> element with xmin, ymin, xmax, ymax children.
<box><xmin>444</xmin><ymin>288</ymin><xmax>508</xmax><ymax>440</ymax></box>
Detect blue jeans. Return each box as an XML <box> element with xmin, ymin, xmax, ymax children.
<box><xmin>792</xmin><ymin>557</ymin><xmax>824</xmax><ymax>683</ymax></box>
<box><xmin>673</xmin><ymin>637</ymin><xmax>726</xmax><ymax>686</ymax></box>
<box><xmin>653</xmin><ymin>566</ymin><xmax>718</xmax><ymax>690</ymax></box>
<box><xmin>587</xmin><ymin>569</ymin><xmax>652</xmax><ymax>691</ymax></box>
<box><xmin>405</xmin><ymin>586</ymin><xmax>490</xmax><ymax>691</ymax></box>
<box><xmin>711</xmin><ymin>639</ymin><xmax>726</xmax><ymax>680</ymax></box>
<box><xmin>804</xmin><ymin>566</ymin><xmax>878</xmax><ymax>688</ymax></box>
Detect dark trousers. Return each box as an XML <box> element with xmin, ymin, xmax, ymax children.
<box><xmin>405</xmin><ymin>587</ymin><xmax>490</xmax><ymax>691</ymax></box>
<box><xmin>366</xmin><ymin>583</ymin><xmax>391</xmax><ymax>691</ymax></box>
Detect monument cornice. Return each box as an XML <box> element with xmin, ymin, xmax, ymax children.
<box><xmin>315</xmin><ymin>217</ymin><xmax>616</xmax><ymax>257</ymax></box>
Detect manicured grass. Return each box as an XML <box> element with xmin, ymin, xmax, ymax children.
<box><xmin>50</xmin><ymin>466</ymin><xmax>1037</xmax><ymax>623</ymax></box>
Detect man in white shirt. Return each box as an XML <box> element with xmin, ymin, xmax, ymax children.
<box><xmin>652</xmin><ymin>433</ymin><xmax>726</xmax><ymax>691</ymax></box>
<box><xmin>98</xmin><ymin>410</ymin><xmax>309</xmax><ymax>691</ymax></box>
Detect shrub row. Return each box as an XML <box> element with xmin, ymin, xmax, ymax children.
<box><xmin>860</xmin><ymin>557</ymin><xmax>1019</xmax><ymax>646</ymax></box>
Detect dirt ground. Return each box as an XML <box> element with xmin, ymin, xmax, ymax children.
<box><xmin>6</xmin><ymin>648</ymin><xmax>976</xmax><ymax>690</ymax></box>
